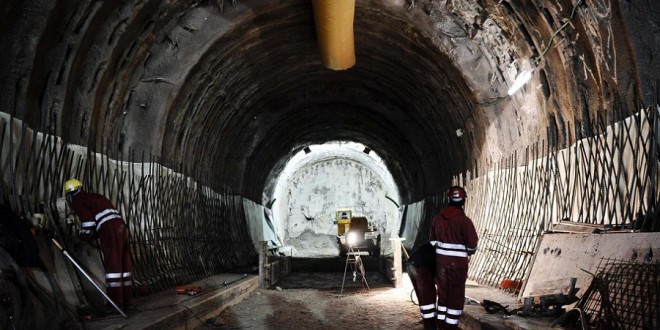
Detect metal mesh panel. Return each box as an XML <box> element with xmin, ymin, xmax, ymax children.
<box><xmin>0</xmin><ymin>115</ymin><xmax>258</xmax><ymax>296</ymax></box>
<box><xmin>456</xmin><ymin>107</ymin><xmax>659</xmax><ymax>288</ymax></box>
<box><xmin>577</xmin><ymin>258</ymin><xmax>659</xmax><ymax>329</ymax></box>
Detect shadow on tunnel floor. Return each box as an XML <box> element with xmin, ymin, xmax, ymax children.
<box><xmin>275</xmin><ymin>256</ymin><xmax>392</xmax><ymax>290</ymax></box>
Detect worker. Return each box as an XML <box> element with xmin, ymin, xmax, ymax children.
<box><xmin>406</xmin><ymin>241</ymin><xmax>436</xmax><ymax>330</ymax></box>
<box><xmin>64</xmin><ymin>179</ymin><xmax>132</xmax><ymax>313</ymax></box>
<box><xmin>429</xmin><ymin>186</ymin><xmax>478</xmax><ymax>329</ymax></box>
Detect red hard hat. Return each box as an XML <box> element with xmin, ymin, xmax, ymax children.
<box><xmin>447</xmin><ymin>186</ymin><xmax>467</xmax><ymax>201</ymax></box>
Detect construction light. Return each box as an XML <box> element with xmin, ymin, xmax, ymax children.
<box><xmin>347</xmin><ymin>231</ymin><xmax>358</xmax><ymax>246</ymax></box>
<box><xmin>507</xmin><ymin>69</ymin><xmax>534</xmax><ymax>96</ymax></box>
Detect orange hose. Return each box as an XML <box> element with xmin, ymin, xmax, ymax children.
<box><xmin>312</xmin><ymin>0</ymin><xmax>356</xmax><ymax>70</ymax></box>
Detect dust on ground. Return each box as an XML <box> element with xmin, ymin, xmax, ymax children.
<box><xmin>199</xmin><ymin>257</ymin><xmax>426</xmax><ymax>330</ymax></box>
<box><xmin>203</xmin><ymin>286</ymin><xmax>425</xmax><ymax>330</ymax></box>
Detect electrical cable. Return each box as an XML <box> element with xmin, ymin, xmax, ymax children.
<box><xmin>479</xmin><ymin>0</ymin><xmax>584</xmax><ymax>106</ymax></box>
<box><xmin>477</xmin><ymin>96</ymin><xmax>509</xmax><ymax>107</ymax></box>
<box><xmin>533</xmin><ymin>0</ymin><xmax>584</xmax><ymax>65</ymax></box>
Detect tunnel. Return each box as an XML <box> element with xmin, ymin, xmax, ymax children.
<box><xmin>0</xmin><ymin>0</ymin><xmax>659</xmax><ymax>329</ymax></box>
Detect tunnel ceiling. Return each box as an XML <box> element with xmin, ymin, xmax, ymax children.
<box><xmin>0</xmin><ymin>0</ymin><xmax>657</xmax><ymax>204</ymax></box>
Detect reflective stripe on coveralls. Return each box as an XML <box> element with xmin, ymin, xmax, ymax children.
<box><xmin>106</xmin><ymin>271</ymin><xmax>133</xmax><ymax>287</ymax></box>
<box><xmin>431</xmin><ymin>240</ymin><xmax>469</xmax><ymax>257</ymax></box>
<box><xmin>445</xmin><ymin>308</ymin><xmax>463</xmax><ymax>324</ymax></box>
<box><xmin>437</xmin><ymin>305</ymin><xmax>447</xmax><ymax>320</ymax></box>
<box><xmin>96</xmin><ymin>208</ymin><xmax>122</xmax><ymax>230</ymax></box>
<box><xmin>420</xmin><ymin>303</ymin><xmax>436</xmax><ymax>319</ymax></box>
<box><xmin>107</xmin><ymin>281</ymin><xmax>133</xmax><ymax>288</ymax></box>
<box><xmin>437</xmin><ymin>306</ymin><xmax>463</xmax><ymax>323</ymax></box>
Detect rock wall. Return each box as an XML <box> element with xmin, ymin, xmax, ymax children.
<box><xmin>276</xmin><ymin>157</ymin><xmax>400</xmax><ymax>257</ymax></box>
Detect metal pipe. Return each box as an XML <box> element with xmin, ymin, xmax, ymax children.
<box><xmin>50</xmin><ymin>238</ymin><xmax>127</xmax><ymax>318</ymax></box>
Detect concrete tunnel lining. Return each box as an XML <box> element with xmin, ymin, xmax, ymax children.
<box><xmin>148</xmin><ymin>1</ymin><xmax>486</xmax><ymax>202</ymax></box>
<box><xmin>0</xmin><ymin>1</ymin><xmax>659</xmax><ymax>325</ymax></box>
<box><xmin>1</xmin><ymin>0</ymin><xmax>508</xmax><ymax>204</ymax></box>
<box><xmin>1</xmin><ymin>1</ymin><xmax>656</xmax><ymax>205</ymax></box>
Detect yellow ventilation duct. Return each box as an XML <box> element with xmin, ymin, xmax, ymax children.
<box><xmin>312</xmin><ymin>0</ymin><xmax>356</xmax><ymax>70</ymax></box>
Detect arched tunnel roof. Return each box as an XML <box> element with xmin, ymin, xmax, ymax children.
<box><xmin>0</xmin><ymin>0</ymin><xmax>657</xmax><ymax>204</ymax></box>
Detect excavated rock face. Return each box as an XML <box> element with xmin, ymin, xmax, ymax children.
<box><xmin>0</xmin><ymin>0</ymin><xmax>657</xmax><ymax>204</ymax></box>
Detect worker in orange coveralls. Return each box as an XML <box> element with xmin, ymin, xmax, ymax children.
<box><xmin>430</xmin><ymin>186</ymin><xmax>478</xmax><ymax>329</ymax></box>
<box><xmin>64</xmin><ymin>179</ymin><xmax>132</xmax><ymax>313</ymax></box>
<box><xmin>406</xmin><ymin>241</ymin><xmax>437</xmax><ymax>330</ymax></box>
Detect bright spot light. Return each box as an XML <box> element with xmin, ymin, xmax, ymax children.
<box><xmin>507</xmin><ymin>69</ymin><xmax>533</xmax><ymax>96</ymax></box>
<box><xmin>347</xmin><ymin>232</ymin><xmax>358</xmax><ymax>246</ymax></box>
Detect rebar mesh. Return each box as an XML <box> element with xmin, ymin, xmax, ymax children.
<box><xmin>455</xmin><ymin>107</ymin><xmax>659</xmax><ymax>288</ymax></box>
<box><xmin>0</xmin><ymin>114</ymin><xmax>258</xmax><ymax>296</ymax></box>
<box><xmin>576</xmin><ymin>258</ymin><xmax>659</xmax><ymax>329</ymax></box>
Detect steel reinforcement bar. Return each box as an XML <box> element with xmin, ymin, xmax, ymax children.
<box><xmin>0</xmin><ymin>114</ymin><xmax>258</xmax><ymax>296</ymax></box>
<box><xmin>425</xmin><ymin>107</ymin><xmax>659</xmax><ymax>289</ymax></box>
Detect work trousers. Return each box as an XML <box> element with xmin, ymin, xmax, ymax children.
<box><xmin>408</xmin><ymin>264</ymin><xmax>436</xmax><ymax>329</ymax></box>
<box><xmin>99</xmin><ymin>220</ymin><xmax>132</xmax><ymax>309</ymax></box>
<box><xmin>435</xmin><ymin>263</ymin><xmax>468</xmax><ymax>329</ymax></box>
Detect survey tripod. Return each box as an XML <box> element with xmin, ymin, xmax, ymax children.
<box><xmin>340</xmin><ymin>246</ymin><xmax>370</xmax><ymax>294</ymax></box>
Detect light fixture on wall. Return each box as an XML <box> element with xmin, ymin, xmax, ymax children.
<box><xmin>480</xmin><ymin>0</ymin><xmax>584</xmax><ymax>105</ymax></box>
<box><xmin>478</xmin><ymin>63</ymin><xmax>534</xmax><ymax>106</ymax></box>
<box><xmin>507</xmin><ymin>69</ymin><xmax>534</xmax><ymax>96</ymax></box>
<box><xmin>505</xmin><ymin>0</ymin><xmax>583</xmax><ymax>96</ymax></box>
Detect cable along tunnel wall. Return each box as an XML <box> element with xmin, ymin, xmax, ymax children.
<box><xmin>446</xmin><ymin>107</ymin><xmax>660</xmax><ymax>289</ymax></box>
<box><xmin>0</xmin><ymin>112</ymin><xmax>258</xmax><ymax>297</ymax></box>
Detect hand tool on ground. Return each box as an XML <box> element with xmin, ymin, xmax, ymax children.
<box><xmin>465</xmin><ymin>296</ymin><xmax>481</xmax><ymax>305</ymax></box>
<box><xmin>51</xmin><ymin>238</ymin><xmax>127</xmax><ymax>318</ymax></box>
<box><xmin>175</xmin><ymin>285</ymin><xmax>202</xmax><ymax>295</ymax></box>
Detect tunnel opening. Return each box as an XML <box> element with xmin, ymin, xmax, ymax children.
<box><xmin>265</xmin><ymin>141</ymin><xmax>401</xmax><ymax>259</ymax></box>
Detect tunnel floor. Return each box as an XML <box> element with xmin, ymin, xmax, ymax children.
<box><xmin>276</xmin><ymin>256</ymin><xmax>391</xmax><ymax>290</ymax></box>
<box><xmin>198</xmin><ymin>256</ymin><xmax>424</xmax><ymax>329</ymax></box>
<box><xmin>82</xmin><ymin>266</ymin><xmax>554</xmax><ymax>330</ymax></box>
<box><xmin>226</xmin><ymin>257</ymin><xmax>555</xmax><ymax>330</ymax></box>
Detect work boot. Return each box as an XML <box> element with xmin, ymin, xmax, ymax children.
<box><xmin>423</xmin><ymin>318</ymin><xmax>436</xmax><ymax>330</ymax></box>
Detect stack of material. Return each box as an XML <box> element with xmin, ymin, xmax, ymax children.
<box><xmin>548</xmin><ymin>220</ymin><xmax>607</xmax><ymax>233</ymax></box>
